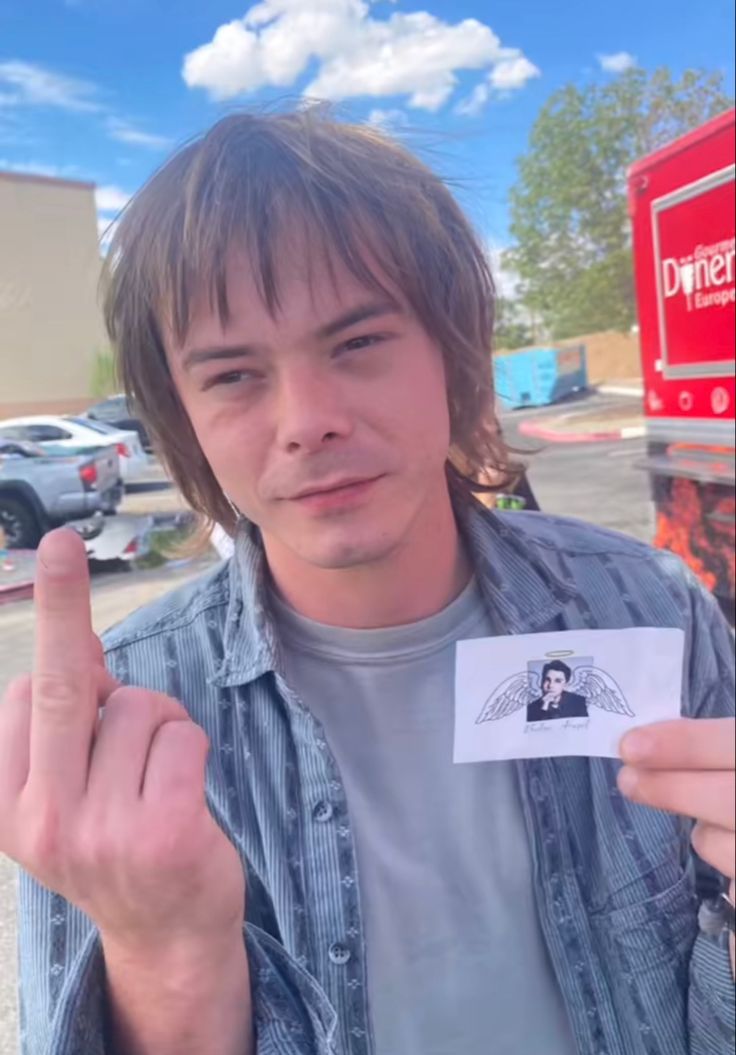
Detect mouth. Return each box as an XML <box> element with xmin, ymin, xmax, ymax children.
<box><xmin>292</xmin><ymin>476</ymin><xmax>381</xmax><ymax>500</ymax></box>
<box><xmin>289</xmin><ymin>475</ymin><xmax>384</xmax><ymax>512</ymax></box>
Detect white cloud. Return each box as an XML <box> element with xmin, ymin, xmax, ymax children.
<box><xmin>183</xmin><ymin>2</ymin><xmax>539</xmax><ymax>112</ymax></box>
<box><xmin>0</xmin><ymin>60</ymin><xmax>101</xmax><ymax>112</ymax></box>
<box><xmin>106</xmin><ymin>117</ymin><xmax>172</xmax><ymax>149</ymax></box>
<box><xmin>455</xmin><ymin>53</ymin><xmax>539</xmax><ymax>115</ymax></box>
<box><xmin>95</xmin><ymin>184</ymin><xmax>131</xmax><ymax>212</ymax></box>
<box><xmin>486</xmin><ymin>243</ymin><xmax>520</xmax><ymax>301</ymax></box>
<box><xmin>0</xmin><ymin>158</ymin><xmax>82</xmax><ymax>180</ymax></box>
<box><xmin>97</xmin><ymin>214</ymin><xmax>120</xmax><ymax>254</ymax></box>
<box><xmin>489</xmin><ymin>55</ymin><xmax>540</xmax><ymax>91</ymax></box>
<box><xmin>598</xmin><ymin>51</ymin><xmax>636</xmax><ymax>74</ymax></box>
<box><xmin>455</xmin><ymin>82</ymin><xmax>489</xmax><ymax>117</ymax></box>
<box><xmin>366</xmin><ymin>107</ymin><xmax>408</xmax><ymax>131</ymax></box>
<box><xmin>97</xmin><ymin>214</ymin><xmax>116</xmax><ymax>237</ymax></box>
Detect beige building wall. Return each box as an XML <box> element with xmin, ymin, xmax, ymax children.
<box><xmin>0</xmin><ymin>171</ymin><xmax>108</xmax><ymax>418</ymax></box>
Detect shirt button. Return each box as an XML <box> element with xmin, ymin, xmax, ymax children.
<box><xmin>313</xmin><ymin>801</ymin><xmax>334</xmax><ymax>823</ymax></box>
<box><xmin>328</xmin><ymin>942</ymin><xmax>351</xmax><ymax>966</ymax></box>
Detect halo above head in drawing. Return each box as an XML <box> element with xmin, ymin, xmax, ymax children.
<box><xmin>545</xmin><ymin>650</ymin><xmax>576</xmax><ymax>658</ymax></box>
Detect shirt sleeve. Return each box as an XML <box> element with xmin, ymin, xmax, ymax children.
<box><xmin>682</xmin><ymin>578</ymin><xmax>736</xmax><ymax>1053</ymax></box>
<box><xmin>17</xmin><ymin>871</ymin><xmax>339</xmax><ymax>1055</ymax></box>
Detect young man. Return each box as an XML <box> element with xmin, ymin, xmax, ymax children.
<box><xmin>526</xmin><ymin>660</ymin><xmax>589</xmax><ymax>723</ymax></box>
<box><xmin>1</xmin><ymin>110</ymin><xmax>734</xmax><ymax>1055</ymax></box>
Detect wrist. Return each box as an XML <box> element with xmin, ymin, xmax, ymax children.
<box><xmin>103</xmin><ymin>928</ymin><xmax>252</xmax><ymax>1055</ymax></box>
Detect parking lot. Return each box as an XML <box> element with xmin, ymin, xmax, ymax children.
<box><xmin>0</xmin><ymin>394</ymin><xmax>652</xmax><ymax>1055</ymax></box>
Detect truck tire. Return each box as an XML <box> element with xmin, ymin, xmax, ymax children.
<box><xmin>0</xmin><ymin>495</ymin><xmax>42</xmax><ymax>549</ymax></box>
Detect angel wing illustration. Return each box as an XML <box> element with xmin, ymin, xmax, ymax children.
<box><xmin>567</xmin><ymin>667</ymin><xmax>633</xmax><ymax>716</ymax></box>
<box><xmin>475</xmin><ymin>664</ymin><xmax>633</xmax><ymax>723</ymax></box>
<box><xmin>475</xmin><ymin>670</ymin><xmax>541</xmax><ymax>723</ymax></box>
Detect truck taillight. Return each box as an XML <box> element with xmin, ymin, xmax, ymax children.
<box><xmin>79</xmin><ymin>463</ymin><xmax>98</xmax><ymax>488</ymax></box>
<box><xmin>116</xmin><ymin>443</ymin><xmax>131</xmax><ymax>458</ymax></box>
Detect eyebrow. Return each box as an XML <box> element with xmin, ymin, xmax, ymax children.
<box><xmin>180</xmin><ymin>299</ymin><xmax>401</xmax><ymax>372</ymax></box>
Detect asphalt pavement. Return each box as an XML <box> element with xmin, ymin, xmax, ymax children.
<box><xmin>501</xmin><ymin>392</ymin><xmax>652</xmax><ymax>543</ymax></box>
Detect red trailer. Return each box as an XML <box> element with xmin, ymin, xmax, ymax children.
<box><xmin>628</xmin><ymin>109</ymin><xmax>735</xmax><ymax>616</ymax></box>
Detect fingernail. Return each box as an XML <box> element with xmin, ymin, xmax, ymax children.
<box><xmin>617</xmin><ymin>766</ymin><xmax>639</xmax><ymax>796</ymax></box>
<box><xmin>621</xmin><ymin>731</ymin><xmax>651</xmax><ymax>763</ymax></box>
<box><xmin>38</xmin><ymin>529</ymin><xmax>82</xmax><ymax>573</ymax></box>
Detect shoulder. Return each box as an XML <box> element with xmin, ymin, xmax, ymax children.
<box><xmin>497</xmin><ymin>509</ymin><xmax>660</xmax><ymax>562</ymax></box>
<box><xmin>493</xmin><ymin>508</ymin><xmax>698</xmax><ymax>600</ymax></box>
<box><xmin>102</xmin><ymin>559</ymin><xmax>232</xmax><ymax>656</ymax></box>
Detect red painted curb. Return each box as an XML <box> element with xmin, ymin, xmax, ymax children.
<box><xmin>518</xmin><ymin>418</ymin><xmax>645</xmax><ymax>444</ymax></box>
<box><xmin>0</xmin><ymin>582</ymin><xmax>34</xmax><ymax>606</ymax></box>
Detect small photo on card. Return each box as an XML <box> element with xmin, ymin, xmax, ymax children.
<box><xmin>454</xmin><ymin>627</ymin><xmax>684</xmax><ymax>763</ymax></box>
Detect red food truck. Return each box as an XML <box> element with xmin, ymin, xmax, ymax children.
<box><xmin>628</xmin><ymin>109</ymin><xmax>735</xmax><ymax>618</ymax></box>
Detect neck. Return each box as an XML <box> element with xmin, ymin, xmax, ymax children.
<box><xmin>263</xmin><ymin>491</ymin><xmax>472</xmax><ymax>629</ymax></box>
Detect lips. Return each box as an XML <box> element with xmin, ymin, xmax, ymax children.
<box><xmin>292</xmin><ymin>476</ymin><xmax>379</xmax><ymax>500</ymax></box>
<box><xmin>286</xmin><ymin>475</ymin><xmax>383</xmax><ymax>513</ymax></box>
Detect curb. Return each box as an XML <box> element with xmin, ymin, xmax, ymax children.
<box><xmin>597</xmin><ymin>384</ymin><xmax>644</xmax><ymax>399</ymax></box>
<box><xmin>519</xmin><ymin>419</ymin><xmax>646</xmax><ymax>444</ymax></box>
<box><xmin>0</xmin><ymin>549</ymin><xmax>36</xmax><ymax>606</ymax></box>
<box><xmin>0</xmin><ymin>581</ymin><xmax>34</xmax><ymax>606</ymax></box>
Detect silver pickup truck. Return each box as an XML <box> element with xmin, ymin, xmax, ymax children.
<box><xmin>0</xmin><ymin>437</ymin><xmax>122</xmax><ymax>548</ymax></box>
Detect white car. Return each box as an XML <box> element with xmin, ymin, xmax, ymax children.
<box><xmin>0</xmin><ymin>415</ymin><xmax>148</xmax><ymax>484</ymax></box>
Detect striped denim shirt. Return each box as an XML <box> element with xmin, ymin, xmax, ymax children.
<box><xmin>17</xmin><ymin>502</ymin><xmax>736</xmax><ymax>1055</ymax></box>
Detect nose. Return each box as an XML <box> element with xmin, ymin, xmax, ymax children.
<box><xmin>275</xmin><ymin>364</ymin><xmax>354</xmax><ymax>454</ymax></box>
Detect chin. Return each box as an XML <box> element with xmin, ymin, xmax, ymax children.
<box><xmin>282</xmin><ymin>517</ymin><xmax>402</xmax><ymax>570</ymax></box>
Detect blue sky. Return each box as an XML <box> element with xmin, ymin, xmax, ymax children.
<box><xmin>1</xmin><ymin>0</ymin><xmax>734</xmax><ymax>288</ymax></box>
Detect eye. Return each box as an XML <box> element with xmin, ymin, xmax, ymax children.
<box><xmin>201</xmin><ymin>369</ymin><xmax>261</xmax><ymax>391</ymax></box>
<box><xmin>337</xmin><ymin>333</ymin><xmax>385</xmax><ymax>355</ymax></box>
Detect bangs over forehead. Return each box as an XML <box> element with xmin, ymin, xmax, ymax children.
<box><xmin>147</xmin><ymin>115</ymin><xmax>470</xmax><ymax>347</ymax></box>
<box><xmin>102</xmin><ymin>108</ymin><xmax>517</xmax><ymax>532</ymax></box>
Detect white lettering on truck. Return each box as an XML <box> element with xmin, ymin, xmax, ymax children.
<box><xmin>661</xmin><ymin>237</ymin><xmax>736</xmax><ymax>311</ymax></box>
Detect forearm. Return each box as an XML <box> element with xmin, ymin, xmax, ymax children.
<box><xmin>103</xmin><ymin>931</ymin><xmax>254</xmax><ymax>1055</ymax></box>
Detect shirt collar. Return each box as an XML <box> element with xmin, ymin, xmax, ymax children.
<box><xmin>211</xmin><ymin>496</ymin><xmax>576</xmax><ymax>689</ymax></box>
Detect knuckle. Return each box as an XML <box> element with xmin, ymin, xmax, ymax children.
<box><xmin>105</xmin><ymin>686</ymin><xmax>186</xmax><ymax>723</ymax></box>
<box><xmin>21</xmin><ymin>797</ymin><xmax>66</xmax><ymax>872</ymax></box>
<box><xmin>33</xmin><ymin>672</ymin><xmax>90</xmax><ymax>715</ymax></box>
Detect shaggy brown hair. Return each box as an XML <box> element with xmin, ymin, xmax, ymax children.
<box><xmin>102</xmin><ymin>107</ymin><xmax>519</xmax><ymax>535</ymax></box>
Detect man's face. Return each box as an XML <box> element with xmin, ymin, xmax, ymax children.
<box><xmin>543</xmin><ymin>670</ymin><xmax>568</xmax><ymax>700</ymax></box>
<box><xmin>164</xmin><ymin>242</ymin><xmax>452</xmax><ymax>573</ymax></box>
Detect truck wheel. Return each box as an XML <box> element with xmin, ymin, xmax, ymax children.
<box><xmin>0</xmin><ymin>496</ymin><xmax>42</xmax><ymax>549</ymax></box>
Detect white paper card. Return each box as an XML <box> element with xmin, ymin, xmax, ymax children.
<box><xmin>454</xmin><ymin>627</ymin><xmax>685</xmax><ymax>763</ymax></box>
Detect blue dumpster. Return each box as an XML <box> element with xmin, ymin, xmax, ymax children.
<box><xmin>493</xmin><ymin>345</ymin><xmax>588</xmax><ymax>410</ymax></box>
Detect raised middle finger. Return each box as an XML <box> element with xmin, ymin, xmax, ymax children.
<box><xmin>30</xmin><ymin>530</ymin><xmax>98</xmax><ymax>801</ymax></box>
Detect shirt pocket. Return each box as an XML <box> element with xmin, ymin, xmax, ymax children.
<box><xmin>589</xmin><ymin>870</ymin><xmax>698</xmax><ymax>974</ymax></box>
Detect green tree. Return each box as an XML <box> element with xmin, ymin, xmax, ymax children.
<box><xmin>494</xmin><ymin>297</ymin><xmax>534</xmax><ymax>350</ymax></box>
<box><xmin>506</xmin><ymin>68</ymin><xmax>733</xmax><ymax>340</ymax></box>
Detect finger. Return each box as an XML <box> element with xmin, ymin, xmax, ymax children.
<box><xmin>618</xmin><ymin>767</ymin><xmax>735</xmax><ymax>830</ymax></box>
<box><xmin>87</xmin><ymin>688</ymin><xmax>189</xmax><ymax>802</ymax></box>
<box><xmin>91</xmin><ymin>634</ymin><xmax>119</xmax><ymax>699</ymax></box>
<box><xmin>0</xmin><ymin>675</ymin><xmax>32</xmax><ymax>800</ymax></box>
<box><xmin>620</xmin><ymin>719</ymin><xmax>736</xmax><ymax>771</ymax></box>
<box><xmin>31</xmin><ymin>530</ymin><xmax>97</xmax><ymax>799</ymax></box>
<box><xmin>691</xmin><ymin>823</ymin><xmax>736</xmax><ymax>880</ymax></box>
<box><xmin>142</xmin><ymin>720</ymin><xmax>209</xmax><ymax>806</ymax></box>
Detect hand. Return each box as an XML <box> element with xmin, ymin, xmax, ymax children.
<box><xmin>618</xmin><ymin>718</ymin><xmax>735</xmax><ymax>975</ymax></box>
<box><xmin>0</xmin><ymin>529</ymin><xmax>246</xmax><ymax>962</ymax></box>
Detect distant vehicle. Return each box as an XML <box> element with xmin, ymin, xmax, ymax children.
<box><xmin>85</xmin><ymin>394</ymin><xmax>152</xmax><ymax>452</ymax></box>
<box><xmin>628</xmin><ymin>108</ymin><xmax>735</xmax><ymax>616</ymax></box>
<box><xmin>0</xmin><ymin>414</ymin><xmax>146</xmax><ymax>483</ymax></box>
<box><xmin>0</xmin><ymin>436</ymin><xmax>122</xmax><ymax>549</ymax></box>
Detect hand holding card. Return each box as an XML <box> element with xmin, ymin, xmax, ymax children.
<box><xmin>618</xmin><ymin>718</ymin><xmax>736</xmax><ymax>976</ymax></box>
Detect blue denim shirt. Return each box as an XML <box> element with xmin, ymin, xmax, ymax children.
<box><xmin>17</xmin><ymin>502</ymin><xmax>736</xmax><ymax>1055</ymax></box>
